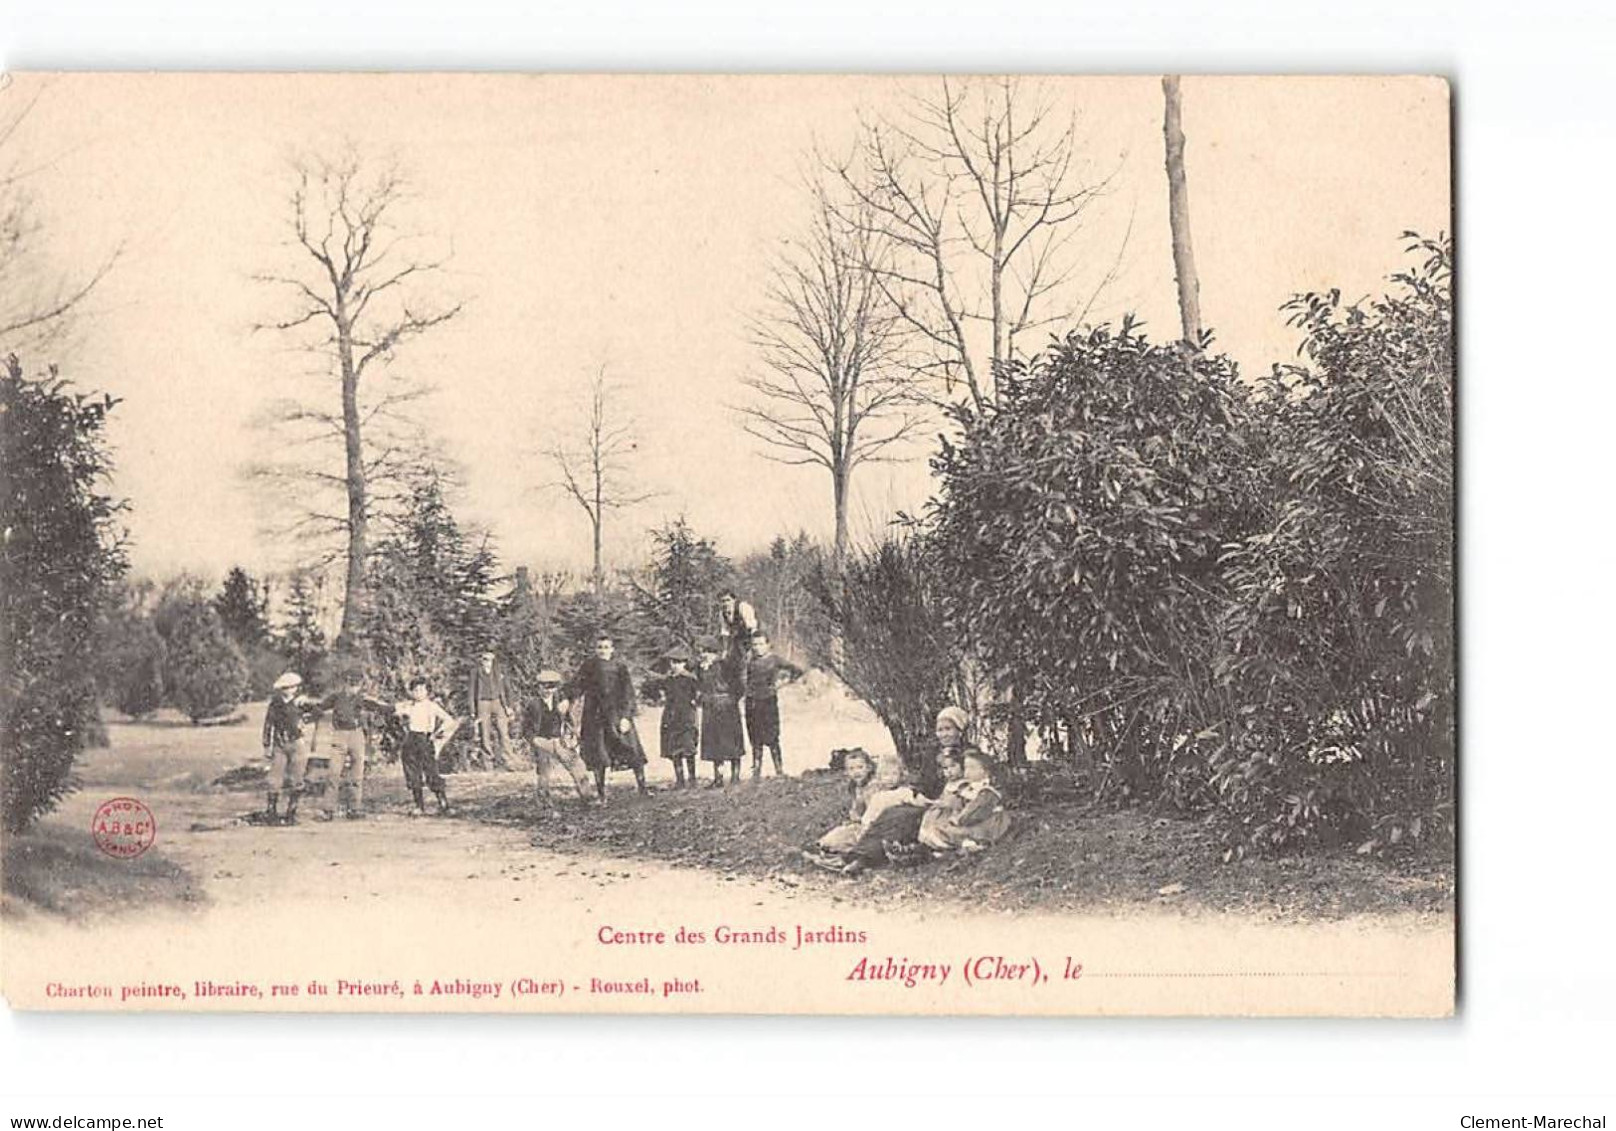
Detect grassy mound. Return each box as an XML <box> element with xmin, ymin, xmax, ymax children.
<box><xmin>456</xmin><ymin>770</ymin><xmax>1453</xmax><ymax>921</ymax></box>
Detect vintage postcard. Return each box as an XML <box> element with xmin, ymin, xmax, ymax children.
<box><xmin>0</xmin><ymin>73</ymin><xmax>1454</xmax><ymax>1015</ymax></box>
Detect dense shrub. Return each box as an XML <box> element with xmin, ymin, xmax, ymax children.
<box><xmin>929</xmin><ymin>317</ymin><xmax>1256</xmax><ymax>799</ymax></box>
<box><xmin>1206</xmin><ymin>234</ymin><xmax>1454</xmax><ymax>853</ymax></box>
<box><xmin>100</xmin><ymin>612</ymin><xmax>167</xmax><ymax>718</ymax></box>
<box><xmin>1</xmin><ymin>357</ymin><xmax>127</xmax><ymax>831</ymax></box>
<box><xmin>808</xmin><ymin>534</ymin><xmax>971</xmax><ymax>772</ymax></box>
<box><xmin>924</xmin><ymin>235</ymin><xmax>1454</xmax><ymax>854</ymax></box>
<box><xmin>164</xmin><ymin>599</ymin><xmax>249</xmax><ymax>721</ymax></box>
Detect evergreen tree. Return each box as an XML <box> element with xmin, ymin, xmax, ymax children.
<box><xmin>1</xmin><ymin>357</ymin><xmax>127</xmax><ymax>831</ymax></box>
<box><xmin>276</xmin><ymin>568</ymin><xmax>327</xmax><ymax>687</ymax></box>
<box><xmin>214</xmin><ymin>566</ymin><xmax>270</xmax><ymax>652</ymax></box>
<box><xmin>165</xmin><ymin>599</ymin><xmax>249</xmax><ymax>721</ymax></box>
<box><xmin>362</xmin><ymin>468</ymin><xmax>499</xmax><ymax>708</ymax></box>
<box><xmin>100</xmin><ymin>611</ymin><xmax>167</xmax><ymax>718</ymax></box>
<box><xmin>634</xmin><ymin>517</ymin><xmax>732</xmax><ymax>657</ymax></box>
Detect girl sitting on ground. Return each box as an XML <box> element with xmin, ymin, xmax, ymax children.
<box><xmin>912</xmin><ymin>748</ymin><xmax>968</xmax><ymax>852</ymax></box>
<box><xmin>805</xmin><ymin>748</ymin><xmax>928</xmax><ymax>876</ymax></box>
<box><xmin>916</xmin><ymin>749</ymin><xmax>1011</xmax><ymax>853</ymax></box>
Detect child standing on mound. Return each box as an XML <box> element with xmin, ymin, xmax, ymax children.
<box><xmin>394</xmin><ymin>676</ymin><xmax>459</xmax><ymax>816</ymax></box>
<box><xmin>652</xmin><ymin>647</ymin><xmax>700</xmax><ymax>789</ymax></box>
<box><xmin>695</xmin><ymin>636</ymin><xmax>744</xmax><ymax>786</ymax></box>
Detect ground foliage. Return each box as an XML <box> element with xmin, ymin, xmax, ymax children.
<box><xmin>454</xmin><ymin>771</ymin><xmax>1451</xmax><ymax>920</ymax></box>
<box><xmin>0</xmin><ymin>356</ymin><xmax>127</xmax><ymax>831</ymax></box>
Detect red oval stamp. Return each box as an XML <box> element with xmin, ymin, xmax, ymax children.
<box><xmin>92</xmin><ymin>797</ymin><xmax>156</xmax><ymax>860</ymax></box>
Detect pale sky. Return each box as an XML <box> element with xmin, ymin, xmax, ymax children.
<box><xmin>11</xmin><ymin>73</ymin><xmax>1449</xmax><ymax>587</ymax></box>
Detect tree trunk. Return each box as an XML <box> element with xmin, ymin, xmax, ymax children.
<box><xmin>1162</xmin><ymin>75</ymin><xmax>1203</xmax><ymax>349</ymax></box>
<box><xmin>591</xmin><ymin>513</ymin><xmax>604</xmax><ymax>598</ymax></box>
<box><xmin>829</xmin><ymin>461</ymin><xmax>850</xmax><ymax>670</ymax></box>
<box><xmin>336</xmin><ymin>315</ymin><xmax>367</xmax><ymax>650</ymax></box>
<box><xmin>1007</xmin><ymin>691</ymin><xmax>1027</xmax><ymax>766</ymax></box>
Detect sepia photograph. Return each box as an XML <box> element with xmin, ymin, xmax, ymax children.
<box><xmin>0</xmin><ymin>72</ymin><xmax>1455</xmax><ymax>1016</ymax></box>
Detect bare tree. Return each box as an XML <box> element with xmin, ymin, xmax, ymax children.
<box><xmin>740</xmin><ymin>181</ymin><xmax>921</xmax><ymax>576</ymax></box>
<box><xmin>1161</xmin><ymin>75</ymin><xmax>1203</xmax><ymax>348</ymax></box>
<box><xmin>0</xmin><ymin>78</ymin><xmax>119</xmax><ymax>354</ymax></box>
<box><xmin>253</xmin><ymin>145</ymin><xmax>461</xmax><ymax>649</ymax></box>
<box><xmin>829</xmin><ymin>76</ymin><xmax>1114</xmax><ymax>412</ymax></box>
<box><xmin>547</xmin><ymin>366</ymin><xmax>654</xmax><ymax>597</ymax></box>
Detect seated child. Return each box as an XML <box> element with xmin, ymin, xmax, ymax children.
<box><xmin>917</xmin><ymin>749</ymin><xmax>1011</xmax><ymax>852</ymax></box>
<box><xmin>806</xmin><ymin>748</ymin><xmax>928</xmax><ymax>876</ymax></box>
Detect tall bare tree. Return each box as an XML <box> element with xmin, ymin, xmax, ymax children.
<box><xmin>548</xmin><ymin>366</ymin><xmax>654</xmax><ymax>597</ymax></box>
<box><xmin>740</xmin><ymin>182</ymin><xmax>920</xmax><ymax>576</ymax></box>
<box><xmin>830</xmin><ymin>76</ymin><xmax>1114</xmax><ymax>412</ymax></box>
<box><xmin>1161</xmin><ymin>75</ymin><xmax>1203</xmax><ymax>348</ymax></box>
<box><xmin>253</xmin><ymin>146</ymin><xmax>461</xmax><ymax>649</ymax></box>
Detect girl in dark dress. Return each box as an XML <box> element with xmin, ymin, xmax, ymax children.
<box><xmin>695</xmin><ymin>636</ymin><xmax>745</xmax><ymax>787</ymax></box>
<box><xmin>651</xmin><ymin>648</ymin><xmax>700</xmax><ymax>788</ymax></box>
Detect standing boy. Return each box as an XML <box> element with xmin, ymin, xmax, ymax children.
<box><xmin>395</xmin><ymin>676</ymin><xmax>460</xmax><ymax>816</ymax></box>
<box><xmin>565</xmin><ymin>632</ymin><xmax>648</xmax><ymax>802</ymax></box>
<box><xmin>307</xmin><ymin>668</ymin><xmax>390</xmax><ymax>820</ymax></box>
<box><xmin>468</xmin><ymin>650</ymin><xmax>514</xmax><ymax>771</ymax></box>
<box><xmin>522</xmin><ymin>669</ymin><xmax>594</xmax><ymax>807</ymax></box>
<box><xmin>262</xmin><ymin>671</ymin><xmax>313</xmax><ymax>825</ymax></box>
<box><xmin>743</xmin><ymin>632</ymin><xmax>802</xmax><ymax>779</ymax></box>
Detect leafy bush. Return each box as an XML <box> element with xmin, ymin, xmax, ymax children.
<box><xmin>101</xmin><ymin>612</ymin><xmax>167</xmax><ymax>718</ymax></box>
<box><xmin>1207</xmin><ymin>234</ymin><xmax>1454</xmax><ymax>853</ymax></box>
<box><xmin>929</xmin><ymin>317</ymin><xmax>1256</xmax><ymax>798</ymax></box>
<box><xmin>921</xmin><ymin>234</ymin><xmax>1454</xmax><ymax>855</ymax></box>
<box><xmin>1</xmin><ymin>357</ymin><xmax>127</xmax><ymax>831</ymax></box>
<box><xmin>808</xmin><ymin>534</ymin><xmax>971</xmax><ymax>773</ymax></box>
<box><xmin>164</xmin><ymin>600</ymin><xmax>249</xmax><ymax>721</ymax></box>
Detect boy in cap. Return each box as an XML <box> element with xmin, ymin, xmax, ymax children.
<box><xmin>394</xmin><ymin>675</ymin><xmax>460</xmax><ymax>816</ymax></box>
<box><xmin>523</xmin><ymin>669</ymin><xmax>594</xmax><ymax>807</ymax></box>
<box><xmin>262</xmin><ymin>671</ymin><xmax>313</xmax><ymax>825</ymax></box>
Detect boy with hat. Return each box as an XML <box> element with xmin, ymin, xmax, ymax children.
<box><xmin>522</xmin><ymin>669</ymin><xmax>594</xmax><ymax>807</ymax></box>
<box><xmin>262</xmin><ymin>671</ymin><xmax>313</xmax><ymax>825</ymax></box>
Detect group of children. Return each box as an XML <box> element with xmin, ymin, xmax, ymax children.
<box><xmin>801</xmin><ymin>706</ymin><xmax>1013</xmax><ymax>877</ymax></box>
<box><xmin>259</xmin><ymin>667</ymin><xmax>459</xmax><ymax>824</ymax></box>
<box><xmin>647</xmin><ymin>629</ymin><xmax>802</xmax><ymax>791</ymax></box>
<box><xmin>252</xmin><ymin>587</ymin><xmax>1012</xmax><ymax>875</ymax></box>
<box><xmin>253</xmin><ymin>599</ymin><xmax>806</xmax><ymax>823</ymax></box>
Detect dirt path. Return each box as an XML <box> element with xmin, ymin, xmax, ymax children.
<box><xmin>2</xmin><ymin>712</ymin><xmax>1455</xmax><ymax>1016</ymax></box>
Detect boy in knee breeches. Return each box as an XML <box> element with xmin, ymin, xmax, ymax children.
<box><xmin>394</xmin><ymin>676</ymin><xmax>460</xmax><ymax>817</ymax></box>
<box><xmin>263</xmin><ymin>671</ymin><xmax>314</xmax><ymax>825</ymax></box>
<box><xmin>522</xmin><ymin>669</ymin><xmax>593</xmax><ymax>807</ymax></box>
<box><xmin>308</xmin><ymin>668</ymin><xmax>391</xmax><ymax>820</ymax></box>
